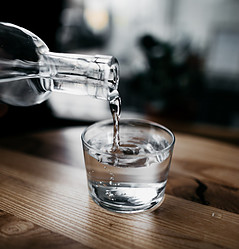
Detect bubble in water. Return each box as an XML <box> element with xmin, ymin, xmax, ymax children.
<box><xmin>105</xmin><ymin>190</ymin><xmax>115</xmax><ymax>200</ymax></box>
<box><xmin>120</xmin><ymin>144</ymin><xmax>140</xmax><ymax>155</ymax></box>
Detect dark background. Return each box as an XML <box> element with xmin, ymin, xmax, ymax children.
<box><xmin>0</xmin><ymin>0</ymin><xmax>239</xmax><ymax>144</ymax></box>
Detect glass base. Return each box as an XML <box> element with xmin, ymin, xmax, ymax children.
<box><xmin>89</xmin><ymin>182</ymin><xmax>165</xmax><ymax>213</ymax></box>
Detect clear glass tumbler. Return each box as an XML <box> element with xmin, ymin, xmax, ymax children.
<box><xmin>81</xmin><ymin>119</ymin><xmax>175</xmax><ymax>213</ymax></box>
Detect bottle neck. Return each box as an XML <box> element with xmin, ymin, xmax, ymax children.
<box><xmin>40</xmin><ymin>52</ymin><xmax>119</xmax><ymax>100</ymax></box>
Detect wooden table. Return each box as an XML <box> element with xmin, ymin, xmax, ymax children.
<box><xmin>0</xmin><ymin>127</ymin><xmax>239</xmax><ymax>249</ymax></box>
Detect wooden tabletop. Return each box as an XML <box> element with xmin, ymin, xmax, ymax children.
<box><xmin>0</xmin><ymin>126</ymin><xmax>239</xmax><ymax>249</ymax></box>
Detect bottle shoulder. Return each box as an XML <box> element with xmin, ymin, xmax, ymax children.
<box><xmin>0</xmin><ymin>22</ymin><xmax>49</xmax><ymax>61</ymax></box>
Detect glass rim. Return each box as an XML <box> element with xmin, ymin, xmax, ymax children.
<box><xmin>81</xmin><ymin>118</ymin><xmax>175</xmax><ymax>158</ymax></box>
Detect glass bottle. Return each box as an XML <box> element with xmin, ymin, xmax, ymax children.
<box><xmin>0</xmin><ymin>22</ymin><xmax>119</xmax><ymax>106</ymax></box>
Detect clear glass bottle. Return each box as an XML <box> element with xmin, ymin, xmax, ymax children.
<box><xmin>0</xmin><ymin>22</ymin><xmax>119</xmax><ymax>106</ymax></box>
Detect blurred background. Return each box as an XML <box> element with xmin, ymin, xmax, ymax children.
<box><xmin>0</xmin><ymin>0</ymin><xmax>239</xmax><ymax>144</ymax></box>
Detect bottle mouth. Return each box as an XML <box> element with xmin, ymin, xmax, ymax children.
<box><xmin>94</xmin><ymin>55</ymin><xmax>120</xmax><ymax>92</ymax></box>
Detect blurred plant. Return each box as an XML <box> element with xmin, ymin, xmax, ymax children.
<box><xmin>129</xmin><ymin>34</ymin><xmax>205</xmax><ymax>120</ymax></box>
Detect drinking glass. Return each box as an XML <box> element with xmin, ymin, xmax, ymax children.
<box><xmin>81</xmin><ymin>119</ymin><xmax>175</xmax><ymax>213</ymax></box>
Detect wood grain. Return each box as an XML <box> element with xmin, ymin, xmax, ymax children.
<box><xmin>0</xmin><ymin>148</ymin><xmax>239</xmax><ymax>249</ymax></box>
<box><xmin>0</xmin><ymin>128</ymin><xmax>85</xmax><ymax>168</ymax></box>
<box><xmin>168</xmin><ymin>133</ymin><xmax>239</xmax><ymax>213</ymax></box>
<box><xmin>1</xmin><ymin>128</ymin><xmax>238</xmax><ymax>213</ymax></box>
<box><xmin>0</xmin><ymin>210</ymin><xmax>87</xmax><ymax>249</ymax></box>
